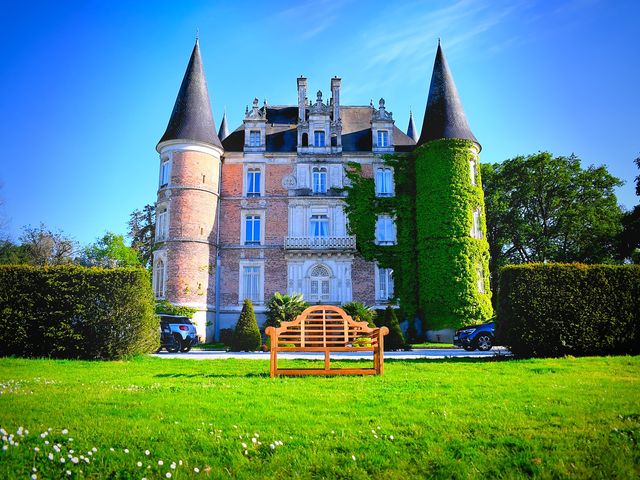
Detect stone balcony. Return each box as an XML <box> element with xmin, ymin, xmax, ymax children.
<box><xmin>284</xmin><ymin>236</ymin><xmax>356</xmax><ymax>250</ymax></box>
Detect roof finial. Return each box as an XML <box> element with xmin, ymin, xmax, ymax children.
<box><xmin>195</xmin><ymin>28</ymin><xmax>199</xmax><ymax>43</ymax></box>
<box><xmin>438</xmin><ymin>37</ymin><xmax>441</xmax><ymax>45</ymax></box>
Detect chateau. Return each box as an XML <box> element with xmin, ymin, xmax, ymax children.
<box><xmin>152</xmin><ymin>39</ymin><xmax>488</xmax><ymax>342</ymax></box>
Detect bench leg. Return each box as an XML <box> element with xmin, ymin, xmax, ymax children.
<box><xmin>324</xmin><ymin>350</ymin><xmax>330</xmax><ymax>372</ymax></box>
<box><xmin>270</xmin><ymin>348</ymin><xmax>277</xmax><ymax>378</ymax></box>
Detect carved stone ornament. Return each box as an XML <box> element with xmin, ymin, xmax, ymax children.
<box><xmin>245</xmin><ymin>97</ymin><xmax>266</xmax><ymax>120</ymax></box>
<box><xmin>309</xmin><ymin>90</ymin><xmax>329</xmax><ymax>114</ymax></box>
<box><xmin>282</xmin><ymin>174</ymin><xmax>297</xmax><ymax>189</ymax></box>
<box><xmin>372</xmin><ymin>97</ymin><xmax>394</xmax><ymax>122</ymax></box>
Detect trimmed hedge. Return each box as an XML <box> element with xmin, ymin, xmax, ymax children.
<box><xmin>0</xmin><ymin>265</ymin><xmax>158</xmax><ymax>359</ymax></box>
<box><xmin>496</xmin><ymin>263</ymin><xmax>640</xmax><ymax>357</ymax></box>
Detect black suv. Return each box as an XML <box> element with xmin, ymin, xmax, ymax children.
<box><xmin>158</xmin><ymin>315</ymin><xmax>198</xmax><ymax>353</ymax></box>
<box><xmin>453</xmin><ymin>322</ymin><xmax>495</xmax><ymax>351</ymax></box>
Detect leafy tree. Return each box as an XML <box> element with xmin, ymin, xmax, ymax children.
<box><xmin>231</xmin><ymin>299</ymin><xmax>261</xmax><ymax>351</ymax></box>
<box><xmin>0</xmin><ymin>240</ymin><xmax>33</xmax><ymax>265</ymax></box>
<box><xmin>342</xmin><ymin>301</ymin><xmax>376</xmax><ymax>327</ymax></box>
<box><xmin>81</xmin><ymin>232</ymin><xmax>141</xmax><ymax>268</ymax></box>
<box><xmin>127</xmin><ymin>204</ymin><xmax>155</xmax><ymax>269</ymax></box>
<box><xmin>617</xmin><ymin>155</ymin><xmax>640</xmax><ymax>263</ymax></box>
<box><xmin>263</xmin><ymin>292</ymin><xmax>308</xmax><ymax>330</ymax></box>
<box><xmin>375</xmin><ymin>306</ymin><xmax>405</xmax><ymax>351</ymax></box>
<box><xmin>20</xmin><ymin>223</ymin><xmax>77</xmax><ymax>266</ymax></box>
<box><xmin>482</xmin><ymin>152</ymin><xmax>624</xmax><ymax>273</ymax></box>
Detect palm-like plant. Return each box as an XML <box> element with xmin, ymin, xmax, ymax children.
<box><xmin>263</xmin><ymin>292</ymin><xmax>309</xmax><ymax>330</ymax></box>
<box><xmin>341</xmin><ymin>301</ymin><xmax>376</xmax><ymax>327</ymax></box>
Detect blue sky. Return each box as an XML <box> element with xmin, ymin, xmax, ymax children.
<box><xmin>0</xmin><ymin>0</ymin><xmax>638</xmax><ymax>245</ymax></box>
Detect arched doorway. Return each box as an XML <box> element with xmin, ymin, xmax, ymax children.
<box><xmin>309</xmin><ymin>264</ymin><xmax>331</xmax><ymax>303</ymax></box>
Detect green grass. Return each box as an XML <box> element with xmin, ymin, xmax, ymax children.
<box><xmin>191</xmin><ymin>343</ymin><xmax>226</xmax><ymax>350</ymax></box>
<box><xmin>1</xmin><ymin>356</ymin><xmax>638</xmax><ymax>479</ymax></box>
<box><xmin>410</xmin><ymin>342</ymin><xmax>456</xmax><ymax>349</ymax></box>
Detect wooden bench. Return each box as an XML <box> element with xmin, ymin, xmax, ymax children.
<box><xmin>265</xmin><ymin>305</ymin><xmax>389</xmax><ymax>377</ymax></box>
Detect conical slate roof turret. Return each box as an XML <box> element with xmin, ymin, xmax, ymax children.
<box><xmin>418</xmin><ymin>42</ymin><xmax>479</xmax><ymax>148</ymax></box>
<box><xmin>218</xmin><ymin>109</ymin><xmax>229</xmax><ymax>141</ymax></box>
<box><xmin>157</xmin><ymin>40</ymin><xmax>222</xmax><ymax>150</ymax></box>
<box><xmin>406</xmin><ymin>110</ymin><xmax>418</xmax><ymax>142</ymax></box>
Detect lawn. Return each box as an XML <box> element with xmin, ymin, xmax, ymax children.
<box><xmin>0</xmin><ymin>356</ymin><xmax>638</xmax><ymax>479</ymax></box>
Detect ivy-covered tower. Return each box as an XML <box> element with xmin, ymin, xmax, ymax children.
<box><xmin>415</xmin><ymin>42</ymin><xmax>492</xmax><ymax>336</ymax></box>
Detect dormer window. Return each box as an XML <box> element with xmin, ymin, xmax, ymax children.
<box><xmin>312</xmin><ymin>167</ymin><xmax>327</xmax><ymax>194</ymax></box>
<box><xmin>160</xmin><ymin>160</ymin><xmax>171</xmax><ymax>187</ymax></box>
<box><xmin>249</xmin><ymin>130</ymin><xmax>261</xmax><ymax>147</ymax></box>
<box><xmin>314</xmin><ymin>130</ymin><xmax>326</xmax><ymax>147</ymax></box>
<box><xmin>377</xmin><ymin>130</ymin><xmax>389</xmax><ymax>147</ymax></box>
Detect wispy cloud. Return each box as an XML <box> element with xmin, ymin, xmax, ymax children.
<box><xmin>270</xmin><ymin>0</ymin><xmax>351</xmax><ymax>41</ymax></box>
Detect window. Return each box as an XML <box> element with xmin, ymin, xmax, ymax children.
<box><xmin>310</xmin><ymin>215</ymin><xmax>329</xmax><ymax>238</ymax></box>
<box><xmin>476</xmin><ymin>263</ymin><xmax>485</xmax><ymax>294</ymax></box>
<box><xmin>244</xmin><ymin>215</ymin><xmax>261</xmax><ymax>245</ymax></box>
<box><xmin>377</xmin><ymin>266</ymin><xmax>394</xmax><ymax>301</ymax></box>
<box><xmin>156</xmin><ymin>207</ymin><xmax>168</xmax><ymax>241</ymax></box>
<box><xmin>377</xmin><ymin>130</ymin><xmax>389</xmax><ymax>147</ymax></box>
<box><xmin>301</xmin><ymin>132</ymin><xmax>309</xmax><ymax>147</ymax></box>
<box><xmin>153</xmin><ymin>259</ymin><xmax>165</xmax><ymax>298</ymax></box>
<box><xmin>375</xmin><ymin>168</ymin><xmax>393</xmax><ymax>196</ymax></box>
<box><xmin>160</xmin><ymin>160</ymin><xmax>171</xmax><ymax>186</ymax></box>
<box><xmin>314</xmin><ymin>130</ymin><xmax>325</xmax><ymax>147</ymax></box>
<box><xmin>309</xmin><ymin>264</ymin><xmax>330</xmax><ymax>302</ymax></box>
<box><xmin>249</xmin><ymin>130</ymin><xmax>261</xmax><ymax>147</ymax></box>
<box><xmin>247</xmin><ymin>168</ymin><xmax>261</xmax><ymax>197</ymax></box>
<box><xmin>469</xmin><ymin>158</ymin><xmax>477</xmax><ymax>186</ymax></box>
<box><xmin>471</xmin><ymin>208</ymin><xmax>482</xmax><ymax>239</ymax></box>
<box><xmin>242</xmin><ymin>266</ymin><xmax>261</xmax><ymax>302</ymax></box>
<box><xmin>376</xmin><ymin>215</ymin><xmax>396</xmax><ymax>245</ymax></box>
<box><xmin>312</xmin><ymin>167</ymin><xmax>327</xmax><ymax>194</ymax></box>
<box><xmin>331</xmin><ymin>133</ymin><xmax>338</xmax><ymax>147</ymax></box>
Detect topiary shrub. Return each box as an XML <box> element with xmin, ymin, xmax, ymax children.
<box><xmin>0</xmin><ymin>265</ymin><xmax>157</xmax><ymax>359</ymax></box>
<box><xmin>496</xmin><ymin>263</ymin><xmax>640</xmax><ymax>357</ymax></box>
<box><xmin>231</xmin><ymin>299</ymin><xmax>261</xmax><ymax>352</ymax></box>
<box><xmin>219</xmin><ymin>328</ymin><xmax>234</xmax><ymax>347</ymax></box>
<box><xmin>342</xmin><ymin>301</ymin><xmax>376</xmax><ymax>327</ymax></box>
<box><xmin>263</xmin><ymin>292</ymin><xmax>309</xmax><ymax>330</ymax></box>
<box><xmin>375</xmin><ymin>306</ymin><xmax>405</xmax><ymax>351</ymax></box>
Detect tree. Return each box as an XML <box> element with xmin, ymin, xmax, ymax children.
<box><xmin>231</xmin><ymin>299</ymin><xmax>261</xmax><ymax>351</ymax></box>
<box><xmin>482</xmin><ymin>152</ymin><xmax>624</xmax><ymax>273</ymax></box>
<box><xmin>20</xmin><ymin>223</ymin><xmax>77</xmax><ymax>266</ymax></box>
<box><xmin>81</xmin><ymin>232</ymin><xmax>141</xmax><ymax>268</ymax></box>
<box><xmin>127</xmin><ymin>204</ymin><xmax>155</xmax><ymax>269</ymax></box>
<box><xmin>0</xmin><ymin>240</ymin><xmax>33</xmax><ymax>265</ymax></box>
<box><xmin>263</xmin><ymin>292</ymin><xmax>308</xmax><ymax>330</ymax></box>
<box><xmin>375</xmin><ymin>306</ymin><xmax>405</xmax><ymax>351</ymax></box>
<box><xmin>617</xmin><ymin>155</ymin><xmax>640</xmax><ymax>263</ymax></box>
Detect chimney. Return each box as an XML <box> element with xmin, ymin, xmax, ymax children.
<box><xmin>331</xmin><ymin>76</ymin><xmax>341</xmax><ymax>121</ymax></box>
<box><xmin>297</xmin><ymin>76</ymin><xmax>307</xmax><ymax>122</ymax></box>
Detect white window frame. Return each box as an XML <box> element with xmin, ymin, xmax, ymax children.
<box><xmin>375</xmin><ymin>264</ymin><xmax>394</xmax><ymax>301</ymax></box>
<box><xmin>469</xmin><ymin>158</ymin><xmax>477</xmax><ymax>186</ymax></box>
<box><xmin>245</xmin><ymin>165</ymin><xmax>263</xmax><ymax>197</ymax></box>
<box><xmin>312</xmin><ymin>167</ymin><xmax>327</xmax><ymax>194</ymax></box>
<box><xmin>375</xmin><ymin>167</ymin><xmax>394</xmax><ymax>196</ymax></box>
<box><xmin>314</xmin><ymin>130</ymin><xmax>326</xmax><ymax>147</ymax></box>
<box><xmin>153</xmin><ymin>256</ymin><xmax>166</xmax><ymax>299</ymax></box>
<box><xmin>308</xmin><ymin>263</ymin><xmax>331</xmax><ymax>303</ymax></box>
<box><xmin>376</xmin><ymin>215</ymin><xmax>396</xmax><ymax>245</ymax></box>
<box><xmin>477</xmin><ymin>263</ymin><xmax>485</xmax><ymax>294</ymax></box>
<box><xmin>471</xmin><ymin>208</ymin><xmax>482</xmax><ymax>239</ymax></box>
<box><xmin>310</xmin><ymin>214</ymin><xmax>329</xmax><ymax>238</ymax></box>
<box><xmin>160</xmin><ymin>159</ymin><xmax>172</xmax><ymax>187</ymax></box>
<box><xmin>377</xmin><ymin>130</ymin><xmax>389</xmax><ymax>148</ymax></box>
<box><xmin>249</xmin><ymin>130</ymin><xmax>261</xmax><ymax>147</ymax></box>
<box><xmin>242</xmin><ymin>213</ymin><xmax>262</xmax><ymax>245</ymax></box>
<box><xmin>156</xmin><ymin>206</ymin><xmax>169</xmax><ymax>242</ymax></box>
<box><xmin>239</xmin><ymin>260</ymin><xmax>264</xmax><ymax>304</ymax></box>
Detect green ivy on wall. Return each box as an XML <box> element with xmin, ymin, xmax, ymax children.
<box><xmin>343</xmin><ymin>138</ymin><xmax>493</xmax><ymax>334</ymax></box>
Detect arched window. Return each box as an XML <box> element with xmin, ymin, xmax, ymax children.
<box><xmin>331</xmin><ymin>133</ymin><xmax>338</xmax><ymax>147</ymax></box>
<box><xmin>312</xmin><ymin>167</ymin><xmax>327</xmax><ymax>194</ymax></box>
<box><xmin>301</xmin><ymin>132</ymin><xmax>309</xmax><ymax>147</ymax></box>
<box><xmin>309</xmin><ymin>264</ymin><xmax>331</xmax><ymax>302</ymax></box>
<box><xmin>154</xmin><ymin>259</ymin><xmax>165</xmax><ymax>298</ymax></box>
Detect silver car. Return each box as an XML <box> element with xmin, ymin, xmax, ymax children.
<box><xmin>158</xmin><ymin>315</ymin><xmax>198</xmax><ymax>353</ymax></box>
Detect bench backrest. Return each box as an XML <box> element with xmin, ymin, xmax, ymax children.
<box><xmin>267</xmin><ymin>305</ymin><xmax>377</xmax><ymax>349</ymax></box>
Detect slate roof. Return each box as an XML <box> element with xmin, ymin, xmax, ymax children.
<box><xmin>406</xmin><ymin>111</ymin><xmax>418</xmax><ymax>142</ymax></box>
<box><xmin>418</xmin><ymin>43</ymin><xmax>479</xmax><ymax>148</ymax></box>
<box><xmin>222</xmin><ymin>106</ymin><xmax>416</xmax><ymax>153</ymax></box>
<box><xmin>218</xmin><ymin>110</ymin><xmax>229</xmax><ymax>141</ymax></box>
<box><xmin>157</xmin><ymin>40</ymin><xmax>223</xmax><ymax>150</ymax></box>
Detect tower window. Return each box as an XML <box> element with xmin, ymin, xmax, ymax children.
<box><xmin>314</xmin><ymin>130</ymin><xmax>325</xmax><ymax>147</ymax></box>
<box><xmin>153</xmin><ymin>258</ymin><xmax>166</xmax><ymax>298</ymax></box>
<box><xmin>247</xmin><ymin>168</ymin><xmax>261</xmax><ymax>197</ymax></box>
<box><xmin>376</xmin><ymin>215</ymin><xmax>396</xmax><ymax>245</ymax></box>
<box><xmin>310</xmin><ymin>215</ymin><xmax>329</xmax><ymax>238</ymax></box>
<box><xmin>156</xmin><ymin>206</ymin><xmax>168</xmax><ymax>241</ymax></box>
<box><xmin>312</xmin><ymin>167</ymin><xmax>327</xmax><ymax>194</ymax></box>
<box><xmin>242</xmin><ymin>265</ymin><xmax>261</xmax><ymax>302</ymax></box>
<box><xmin>471</xmin><ymin>208</ymin><xmax>482</xmax><ymax>239</ymax></box>
<box><xmin>375</xmin><ymin>168</ymin><xmax>393</xmax><ymax>196</ymax></box>
<box><xmin>249</xmin><ymin>130</ymin><xmax>261</xmax><ymax>147</ymax></box>
<box><xmin>477</xmin><ymin>263</ymin><xmax>486</xmax><ymax>294</ymax></box>
<box><xmin>469</xmin><ymin>159</ymin><xmax>477</xmax><ymax>186</ymax></box>
<box><xmin>377</xmin><ymin>130</ymin><xmax>389</xmax><ymax>147</ymax></box>
<box><xmin>301</xmin><ymin>132</ymin><xmax>309</xmax><ymax>147</ymax></box>
<box><xmin>244</xmin><ymin>215</ymin><xmax>261</xmax><ymax>245</ymax></box>
<box><xmin>160</xmin><ymin>160</ymin><xmax>171</xmax><ymax>187</ymax></box>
